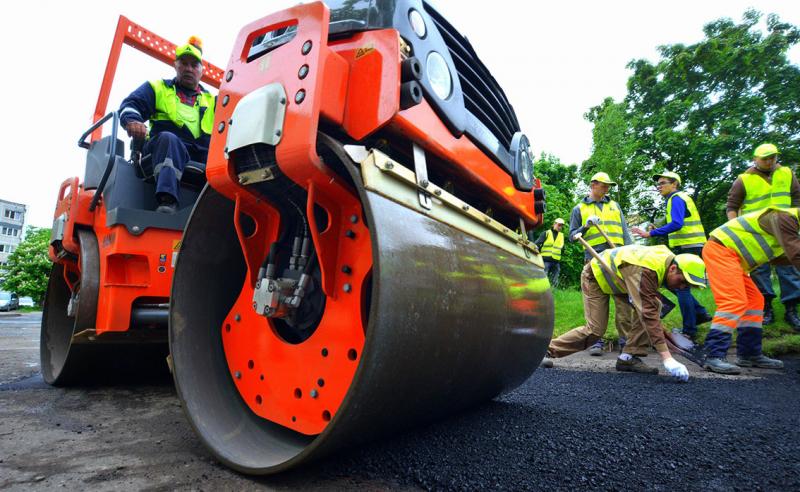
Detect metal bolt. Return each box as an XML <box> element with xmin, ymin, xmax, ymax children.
<box><xmin>343</xmin><ymin>283</ymin><xmax>352</xmax><ymax>293</ymax></box>
<box><xmin>279</xmin><ymin>97</ymin><xmax>286</xmax><ymax>105</ymax></box>
<box><xmin>275</xmin><ymin>130</ymin><xmax>282</xmax><ymax>137</ymax></box>
<box><xmin>433</xmin><ymin>189</ymin><xmax>442</xmax><ymax>196</ymax></box>
<box><xmin>222</xmin><ymin>94</ymin><xmax>230</xmax><ymax>106</ymax></box>
<box><xmin>217</xmin><ymin>122</ymin><xmax>226</xmax><ymax>133</ymax></box>
<box><xmin>462</xmin><ymin>205</ymin><xmax>469</xmax><ymax>211</ymax></box>
<box><xmin>350</xmin><ymin>215</ymin><xmax>358</xmax><ymax>224</ymax></box>
<box><xmin>295</xmin><ymin>89</ymin><xmax>306</xmax><ymax>104</ymax></box>
<box><xmin>420</xmin><ymin>179</ymin><xmax>429</xmax><ymax>188</ymax></box>
<box><xmin>484</xmin><ymin>217</ymin><xmax>491</xmax><ymax>223</ymax></box>
<box><xmin>234</xmin><ymin>371</ymin><xmax>241</xmax><ymax>379</ymax></box>
<box><xmin>302</xmin><ymin>40</ymin><xmax>313</xmax><ymax>55</ymax></box>
<box><xmin>226</xmin><ymin>70</ymin><xmax>234</xmax><ymax>82</ymax></box>
<box><xmin>235</xmin><ymin>314</ymin><xmax>241</xmax><ymax>322</ymax></box>
<box><xmin>268</xmin><ymin>283</ymin><xmax>275</xmax><ymax>292</ymax></box>
<box><xmin>345</xmin><ymin>229</ymin><xmax>356</xmax><ymax>239</ymax></box>
<box><xmin>132</xmin><ymin>226</ymin><xmax>141</xmax><ymax>232</ymax></box>
<box><xmin>342</xmin><ymin>265</ymin><xmax>352</xmax><ymax>274</ymax></box>
<box><xmin>228</xmin><ymin>119</ymin><xmax>233</xmax><ymax>126</ymax></box>
<box><xmin>310</xmin><ymin>389</ymin><xmax>319</xmax><ymax>398</ymax></box>
<box><xmin>385</xmin><ymin>162</ymin><xmax>394</xmax><ymax>169</ymax></box>
<box><xmin>298</xmin><ymin>64</ymin><xmax>309</xmax><ymax>79</ymax></box>
<box><xmin>252</xmin><ymin>301</ymin><xmax>257</xmax><ymax>309</ymax></box>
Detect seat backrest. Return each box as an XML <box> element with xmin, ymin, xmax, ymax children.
<box><xmin>84</xmin><ymin>137</ymin><xmax>125</xmax><ymax>190</ymax></box>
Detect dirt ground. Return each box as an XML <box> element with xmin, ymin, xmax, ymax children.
<box><xmin>2</xmin><ymin>312</ymin><xmax>798</xmax><ymax>490</ymax></box>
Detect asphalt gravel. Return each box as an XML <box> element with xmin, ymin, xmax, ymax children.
<box><xmin>2</xmin><ymin>312</ymin><xmax>799</xmax><ymax>490</ymax></box>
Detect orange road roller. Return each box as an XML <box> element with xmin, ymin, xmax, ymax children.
<box><xmin>170</xmin><ymin>0</ymin><xmax>553</xmax><ymax>473</ymax></box>
<box><xmin>40</xmin><ymin>17</ymin><xmax>224</xmax><ymax>385</ymax></box>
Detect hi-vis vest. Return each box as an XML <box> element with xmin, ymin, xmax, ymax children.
<box><xmin>578</xmin><ymin>200</ymin><xmax>625</xmax><ymax>247</ymax></box>
<box><xmin>590</xmin><ymin>245</ymin><xmax>674</xmax><ymax>295</ymax></box>
<box><xmin>148</xmin><ymin>80</ymin><xmax>215</xmax><ymax>139</ymax></box>
<box><xmin>739</xmin><ymin>166</ymin><xmax>793</xmax><ymax>214</ymax></box>
<box><xmin>666</xmin><ymin>191</ymin><xmax>706</xmax><ymax>248</ymax></box>
<box><xmin>710</xmin><ymin>207</ymin><xmax>800</xmax><ymax>272</ymax></box>
<box><xmin>541</xmin><ymin>229</ymin><xmax>564</xmax><ymax>261</ymax></box>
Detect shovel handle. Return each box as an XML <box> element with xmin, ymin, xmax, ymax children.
<box><xmin>575</xmin><ymin>235</ymin><xmax>614</xmax><ymax>277</ymax></box>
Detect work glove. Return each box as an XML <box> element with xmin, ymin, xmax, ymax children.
<box><xmin>663</xmin><ymin>357</ymin><xmax>689</xmax><ymax>382</ymax></box>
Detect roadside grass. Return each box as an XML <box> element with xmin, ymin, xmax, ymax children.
<box><xmin>552</xmin><ymin>284</ymin><xmax>799</xmax><ymax>357</ymax></box>
<box><xmin>19</xmin><ymin>307</ymin><xmax>41</xmax><ymax>313</ymax></box>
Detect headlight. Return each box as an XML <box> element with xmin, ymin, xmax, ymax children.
<box><xmin>426</xmin><ymin>51</ymin><xmax>452</xmax><ymax>100</ymax></box>
<box><xmin>409</xmin><ymin>9</ymin><xmax>426</xmax><ymax>38</ymax></box>
<box><xmin>510</xmin><ymin>132</ymin><xmax>534</xmax><ymax>191</ymax></box>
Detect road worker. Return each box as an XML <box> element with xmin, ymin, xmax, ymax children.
<box><xmin>568</xmin><ymin>172</ymin><xmax>633</xmax><ymax>355</ymax></box>
<box><xmin>534</xmin><ymin>218</ymin><xmax>566</xmax><ymax>288</ymax></box>
<box><xmin>631</xmin><ymin>171</ymin><xmax>712</xmax><ymax>341</ymax></box>
<box><xmin>119</xmin><ymin>37</ymin><xmax>216</xmax><ymax>214</ymax></box>
<box><xmin>701</xmin><ymin>206</ymin><xmax>797</xmax><ymax>374</ymax></box>
<box><xmin>725</xmin><ymin>143</ymin><xmax>800</xmax><ymax>329</ymax></box>
<box><xmin>542</xmin><ymin>245</ymin><xmax>707</xmax><ymax>381</ymax></box>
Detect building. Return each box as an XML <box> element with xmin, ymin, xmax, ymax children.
<box><xmin>0</xmin><ymin>199</ymin><xmax>27</xmax><ymax>266</ymax></box>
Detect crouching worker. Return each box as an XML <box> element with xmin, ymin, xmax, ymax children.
<box><xmin>118</xmin><ymin>36</ymin><xmax>216</xmax><ymax>214</ymax></box>
<box><xmin>543</xmin><ymin>245</ymin><xmax>707</xmax><ymax>382</ymax></box>
<box><xmin>701</xmin><ymin>206</ymin><xmax>798</xmax><ymax>374</ymax></box>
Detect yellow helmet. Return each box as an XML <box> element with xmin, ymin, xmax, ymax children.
<box><xmin>753</xmin><ymin>143</ymin><xmax>779</xmax><ymax>158</ymax></box>
<box><xmin>589</xmin><ymin>172</ymin><xmax>616</xmax><ymax>186</ymax></box>
<box><xmin>652</xmin><ymin>171</ymin><xmax>681</xmax><ymax>186</ymax></box>
<box><xmin>674</xmin><ymin>254</ymin><xmax>707</xmax><ymax>288</ymax></box>
<box><xmin>176</xmin><ymin>36</ymin><xmax>203</xmax><ymax>62</ymax></box>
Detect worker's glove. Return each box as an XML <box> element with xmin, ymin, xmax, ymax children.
<box><xmin>584</xmin><ymin>215</ymin><xmax>601</xmax><ymax>228</ymax></box>
<box><xmin>663</xmin><ymin>357</ymin><xmax>689</xmax><ymax>382</ymax></box>
<box><xmin>125</xmin><ymin>121</ymin><xmax>148</xmax><ymax>140</ymax></box>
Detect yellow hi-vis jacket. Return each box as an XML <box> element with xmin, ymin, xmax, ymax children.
<box><xmin>578</xmin><ymin>200</ymin><xmax>625</xmax><ymax>248</ymax></box>
<box><xmin>149</xmin><ymin>79</ymin><xmax>216</xmax><ymax>139</ymax></box>
<box><xmin>739</xmin><ymin>166</ymin><xmax>793</xmax><ymax>214</ymax></box>
<box><xmin>666</xmin><ymin>191</ymin><xmax>706</xmax><ymax>249</ymax></box>
<box><xmin>541</xmin><ymin>229</ymin><xmax>564</xmax><ymax>261</ymax></box>
<box><xmin>590</xmin><ymin>245</ymin><xmax>674</xmax><ymax>295</ymax></box>
<box><xmin>710</xmin><ymin>207</ymin><xmax>800</xmax><ymax>272</ymax></box>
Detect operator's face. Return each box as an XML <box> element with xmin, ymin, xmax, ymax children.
<box><xmin>665</xmin><ymin>264</ymin><xmax>689</xmax><ymax>290</ymax></box>
<box><xmin>590</xmin><ymin>181</ymin><xmax>610</xmax><ymax>197</ymax></box>
<box><xmin>754</xmin><ymin>155</ymin><xmax>778</xmax><ymax>172</ymax></box>
<box><xmin>175</xmin><ymin>55</ymin><xmax>204</xmax><ymax>90</ymax></box>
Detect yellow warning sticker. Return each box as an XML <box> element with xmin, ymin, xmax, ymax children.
<box><xmin>355</xmin><ymin>43</ymin><xmax>375</xmax><ymax>59</ymax></box>
<box><xmin>172</xmin><ymin>239</ymin><xmax>182</xmax><ymax>251</ymax></box>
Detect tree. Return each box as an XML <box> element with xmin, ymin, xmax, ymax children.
<box><xmin>624</xmin><ymin>9</ymin><xmax>800</xmax><ymax>231</ymax></box>
<box><xmin>533</xmin><ymin>153</ymin><xmax>584</xmax><ymax>288</ymax></box>
<box><xmin>1</xmin><ymin>227</ymin><xmax>52</xmax><ymax>305</ymax></box>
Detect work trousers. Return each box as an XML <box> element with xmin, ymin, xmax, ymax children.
<box><xmin>144</xmin><ymin>132</ymin><xmax>198</xmax><ymax>202</ymax></box>
<box><xmin>702</xmin><ymin>240</ymin><xmax>765</xmax><ymax>358</ymax></box>
<box><xmin>750</xmin><ymin>263</ymin><xmax>800</xmax><ymax>306</ymax></box>
<box><xmin>671</xmin><ymin>245</ymin><xmax>711</xmax><ymax>336</ymax></box>
<box><xmin>544</xmin><ymin>260</ymin><xmax>560</xmax><ymax>289</ymax></box>
<box><xmin>548</xmin><ymin>263</ymin><xmax>645</xmax><ymax>357</ymax></box>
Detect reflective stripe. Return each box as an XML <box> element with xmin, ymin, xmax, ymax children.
<box><xmin>120</xmin><ymin>107</ymin><xmax>142</xmax><ymax>118</ymax></box>
<box><xmin>154</xmin><ymin>158</ymin><xmax>184</xmax><ymax>179</ymax></box>
<box><xmin>714</xmin><ymin>311</ymin><xmax>741</xmax><ymax>321</ymax></box>
<box><xmin>600</xmin><ymin>249</ymin><xmax>625</xmax><ymax>294</ymax></box>
<box><xmin>743</xmin><ymin>194</ymin><xmax>770</xmax><ymax>205</ymax></box>
<box><xmin>710</xmin><ymin>323</ymin><xmax>735</xmax><ymax>334</ymax></box>
<box><xmin>669</xmin><ymin>231</ymin><xmax>707</xmax><ymax>239</ymax></box>
<box><xmin>736</xmin><ymin>218</ymin><xmax>776</xmax><ymax>259</ymax></box>
<box><xmin>737</xmin><ymin>320</ymin><xmax>761</xmax><ymax>328</ymax></box>
<box><xmin>744</xmin><ymin>309</ymin><xmax>763</xmax><ymax>317</ymax></box>
<box><xmin>718</xmin><ymin>226</ymin><xmax>758</xmax><ymax>268</ymax></box>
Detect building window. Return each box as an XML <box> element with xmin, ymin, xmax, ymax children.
<box><xmin>4</xmin><ymin>210</ymin><xmax>19</xmax><ymax>220</ymax></box>
<box><xmin>0</xmin><ymin>245</ymin><xmax>6</xmax><ymax>252</ymax></box>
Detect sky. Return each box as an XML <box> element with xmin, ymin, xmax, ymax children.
<box><xmin>1</xmin><ymin>1</ymin><xmax>799</xmax><ymax>228</ymax></box>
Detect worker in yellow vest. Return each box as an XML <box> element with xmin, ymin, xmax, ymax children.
<box><xmin>631</xmin><ymin>171</ymin><xmax>712</xmax><ymax>340</ymax></box>
<box><xmin>725</xmin><ymin>143</ymin><xmax>800</xmax><ymax>329</ymax></box>
<box><xmin>543</xmin><ymin>245</ymin><xmax>707</xmax><ymax>381</ymax></box>
<box><xmin>119</xmin><ymin>37</ymin><xmax>216</xmax><ymax>214</ymax></box>
<box><xmin>533</xmin><ymin>218</ymin><xmax>565</xmax><ymax>287</ymax></box>
<box><xmin>701</xmin><ymin>206</ymin><xmax>797</xmax><ymax>374</ymax></box>
<box><xmin>568</xmin><ymin>171</ymin><xmax>633</xmax><ymax>355</ymax></box>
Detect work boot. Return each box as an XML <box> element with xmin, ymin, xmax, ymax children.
<box><xmin>762</xmin><ymin>301</ymin><xmax>774</xmax><ymax>325</ymax></box>
<box><xmin>540</xmin><ymin>357</ymin><xmax>554</xmax><ymax>369</ymax></box>
<box><xmin>615</xmin><ymin>356</ymin><xmax>658</xmax><ymax>374</ymax></box>
<box><xmin>736</xmin><ymin>354</ymin><xmax>784</xmax><ymax>369</ymax></box>
<box><xmin>783</xmin><ymin>303</ymin><xmax>800</xmax><ymax>331</ymax></box>
<box><xmin>588</xmin><ymin>340</ymin><xmax>604</xmax><ymax>356</ymax></box>
<box><xmin>156</xmin><ymin>193</ymin><xmax>178</xmax><ymax>214</ymax></box>
<box><xmin>703</xmin><ymin>357</ymin><xmax>741</xmax><ymax>375</ymax></box>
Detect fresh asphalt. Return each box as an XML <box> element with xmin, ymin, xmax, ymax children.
<box><xmin>1</xmin><ymin>312</ymin><xmax>798</xmax><ymax>490</ymax></box>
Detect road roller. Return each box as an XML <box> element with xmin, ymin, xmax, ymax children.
<box><xmin>170</xmin><ymin>0</ymin><xmax>553</xmax><ymax>473</ymax></box>
<box><xmin>40</xmin><ymin>17</ymin><xmax>224</xmax><ymax>385</ymax></box>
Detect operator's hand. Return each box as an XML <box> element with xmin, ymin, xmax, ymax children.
<box><xmin>631</xmin><ymin>226</ymin><xmax>651</xmax><ymax>238</ymax></box>
<box><xmin>663</xmin><ymin>357</ymin><xmax>689</xmax><ymax>382</ymax></box>
<box><xmin>125</xmin><ymin>121</ymin><xmax>148</xmax><ymax>140</ymax></box>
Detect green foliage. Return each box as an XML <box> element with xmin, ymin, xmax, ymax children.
<box><xmin>622</xmin><ymin>9</ymin><xmax>800</xmax><ymax>231</ymax></box>
<box><xmin>532</xmin><ymin>153</ymin><xmax>584</xmax><ymax>288</ymax></box>
<box><xmin>1</xmin><ymin>227</ymin><xmax>52</xmax><ymax>305</ymax></box>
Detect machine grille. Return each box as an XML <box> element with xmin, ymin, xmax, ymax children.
<box><xmin>424</xmin><ymin>3</ymin><xmax>521</xmax><ymax>149</ymax></box>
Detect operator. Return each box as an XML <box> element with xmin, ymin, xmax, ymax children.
<box><xmin>725</xmin><ymin>143</ymin><xmax>800</xmax><ymax>329</ymax></box>
<box><xmin>568</xmin><ymin>171</ymin><xmax>634</xmax><ymax>356</ymax></box>
<box><xmin>533</xmin><ymin>218</ymin><xmax>566</xmax><ymax>288</ymax></box>
<box><xmin>631</xmin><ymin>171</ymin><xmax>712</xmax><ymax>341</ymax></box>
<box><xmin>542</xmin><ymin>245</ymin><xmax>706</xmax><ymax>381</ymax></box>
<box><xmin>701</xmin><ymin>206</ymin><xmax>796</xmax><ymax>374</ymax></box>
<box><xmin>118</xmin><ymin>37</ymin><xmax>216</xmax><ymax>214</ymax></box>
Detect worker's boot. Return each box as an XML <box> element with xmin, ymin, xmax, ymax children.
<box><xmin>703</xmin><ymin>357</ymin><xmax>741</xmax><ymax>375</ymax></box>
<box><xmin>615</xmin><ymin>356</ymin><xmax>658</xmax><ymax>375</ymax></box>
<box><xmin>783</xmin><ymin>302</ymin><xmax>800</xmax><ymax>331</ymax></box>
<box><xmin>736</xmin><ymin>354</ymin><xmax>784</xmax><ymax>369</ymax></box>
<box><xmin>540</xmin><ymin>357</ymin><xmax>554</xmax><ymax>368</ymax></box>
<box><xmin>762</xmin><ymin>300</ymin><xmax>774</xmax><ymax>325</ymax></box>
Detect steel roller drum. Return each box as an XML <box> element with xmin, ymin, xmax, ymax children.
<box><xmin>170</xmin><ymin>161</ymin><xmax>554</xmax><ymax>473</ymax></box>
